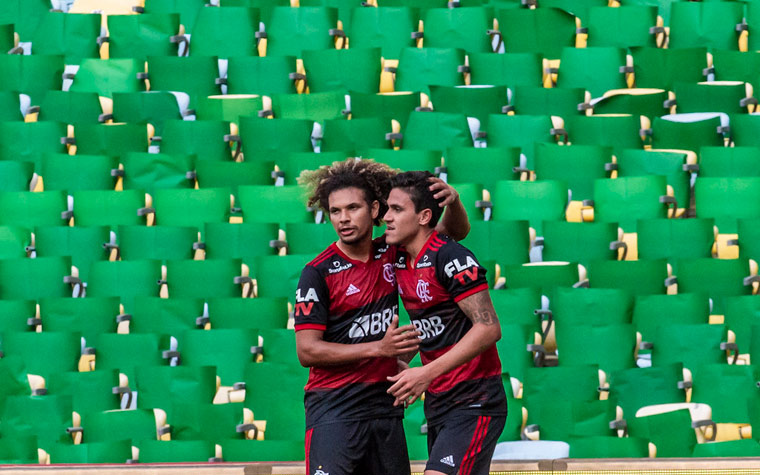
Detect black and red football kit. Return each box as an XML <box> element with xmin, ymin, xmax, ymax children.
<box><xmin>395</xmin><ymin>231</ymin><xmax>507</xmax><ymax>475</ymax></box>
<box><xmin>295</xmin><ymin>236</ymin><xmax>410</xmax><ymax>475</ymax></box>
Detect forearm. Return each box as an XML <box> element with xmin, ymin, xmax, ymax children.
<box><xmin>423</xmin><ymin>324</ymin><xmax>499</xmax><ymax>381</ymax></box>
<box><xmin>436</xmin><ymin>195</ymin><xmax>470</xmax><ymax>241</ymax></box>
<box><xmin>398</xmin><ymin>350</ymin><xmax>418</xmax><ymax>365</ymax></box>
<box><xmin>297</xmin><ymin>336</ymin><xmax>380</xmax><ymax>368</ymax></box>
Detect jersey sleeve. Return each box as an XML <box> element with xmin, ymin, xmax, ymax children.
<box><xmin>294</xmin><ymin>265</ymin><xmax>330</xmax><ymax>332</ymax></box>
<box><xmin>436</xmin><ymin>242</ymin><xmax>489</xmax><ymax>303</ymax></box>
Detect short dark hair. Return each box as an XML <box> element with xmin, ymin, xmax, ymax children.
<box><xmin>390</xmin><ymin>171</ymin><xmax>444</xmax><ymax>228</ymax></box>
<box><xmin>298</xmin><ymin>158</ymin><xmax>397</xmax><ymax>226</ymax></box>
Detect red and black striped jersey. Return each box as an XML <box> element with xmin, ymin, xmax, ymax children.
<box><xmin>394</xmin><ymin>231</ymin><xmax>506</xmax><ymax>423</ymax></box>
<box><xmin>295</xmin><ymin>236</ymin><xmax>403</xmax><ymax>428</ymax></box>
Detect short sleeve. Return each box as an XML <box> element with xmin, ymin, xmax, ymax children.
<box><xmin>436</xmin><ymin>242</ymin><xmax>489</xmax><ymax>303</ymax></box>
<box><xmin>294</xmin><ymin>265</ymin><xmax>330</xmax><ymax>331</ymax></box>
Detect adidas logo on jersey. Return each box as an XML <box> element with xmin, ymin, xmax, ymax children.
<box><xmin>346</xmin><ymin>284</ymin><xmax>360</xmax><ymax>296</ymax></box>
<box><xmin>440</xmin><ymin>455</ymin><xmax>455</xmax><ymax>467</ymax></box>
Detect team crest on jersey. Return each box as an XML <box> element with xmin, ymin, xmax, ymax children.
<box><xmin>382</xmin><ymin>263</ymin><xmax>395</xmax><ymax>285</ymax></box>
<box><xmin>416</xmin><ymin>279</ymin><xmax>433</xmax><ymax>303</ymax></box>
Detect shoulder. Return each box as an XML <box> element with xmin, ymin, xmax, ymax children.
<box><xmin>307</xmin><ymin>245</ymin><xmax>337</xmax><ymax>268</ymax></box>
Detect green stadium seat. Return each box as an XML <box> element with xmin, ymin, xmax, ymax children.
<box><xmin>539</xmin><ymin>221</ymin><xmax>624</xmax><ymax>266</ymax></box>
<box><xmin>0</xmin><ymin>394</ymin><xmax>76</xmax><ymax>451</ymax></box>
<box><xmin>591</xmin><ymin>88</ymin><xmax>668</xmax><ymax>120</ymax></box>
<box><xmin>420</xmin><ymin>6</ymin><xmax>497</xmax><ymax>54</ymax></box>
<box><xmin>242</xmin><ymin>362</ymin><xmax>308</xmax><ymax>440</ymax></box>
<box><xmin>207</xmin><ymin>297</ymin><xmax>289</xmax><ymax>330</ymax></box>
<box><xmin>122</xmin><ymin>152</ymin><xmax>195</xmax><ymax>194</ymax></box>
<box><xmin>112</xmin><ymin>91</ymin><xmax>185</xmax><ymax>136</ymax></box>
<box><xmin>253</xmin><ymin>254</ymin><xmax>312</xmax><ymax>301</ymax></box>
<box><xmin>221</xmin><ymin>439</ymin><xmax>305</xmax><ymax>462</ymax></box>
<box><xmin>633</xmin><ymin>293</ymin><xmax>710</xmax><ymax>358</ymax></box>
<box><xmin>319</xmin><ymin>117</ymin><xmax>392</xmax><ymax>154</ymax></box>
<box><xmin>695</xmin><ymin>177</ymin><xmax>760</xmax><ymax>234</ymax></box>
<box><xmin>568</xmin><ymin>436</ymin><xmax>650</xmax><ymax>458</ymax></box>
<box><xmin>565</xmin><ymin>115</ymin><xmax>643</xmax><ymax>157</ymax></box>
<box><xmin>587</xmin><ymin>259</ymin><xmax>671</xmax><ymax>297</ymax></box>
<box><xmin>0</xmin><ymin>121</ymin><xmax>68</xmax><ymax>170</ymax></box>
<box><xmin>140</xmin><ymin>0</ymin><xmax>206</xmax><ymax>34</ymax></box>
<box><xmin>0</xmin><ymin>191</ymin><xmax>68</xmax><ymax>228</ymax></box>
<box><xmin>116</xmin><ymin>225</ymin><xmax>198</xmax><ymax>262</ymax></box>
<box><xmin>238</xmin><ymin>185</ymin><xmax>315</xmax><ymax>224</ymax></box>
<box><xmin>86</xmin><ymin>260</ymin><xmax>164</xmax><ymax>313</ymax></box>
<box><xmin>128</xmin><ymin>296</ymin><xmax>205</xmax><ymax>338</ymax></box>
<box><xmin>429</xmin><ymin>85</ymin><xmax>507</xmax><ymax>131</ymax></box>
<box><xmin>555</xmin><ymin>323</ymin><xmax>638</xmax><ymax>375</ymax></box>
<box><xmin>224</xmin><ymin>56</ymin><xmax>301</xmax><ymax>96</ymax></box>
<box><xmin>699</xmin><ymin>147</ymin><xmax>760</xmax><ymax>178</ymax></box>
<box><xmin>525</xmin><ymin>399</ymin><xmax>619</xmax><ymax>441</ymax></box>
<box><xmin>48</xmin><ymin>439</ymin><xmax>132</xmax><ymax>464</ymax></box>
<box><xmin>510</xmin><ymin>86</ymin><xmax>587</xmax><ymax>118</ymax></box>
<box><xmin>69</xmin><ymin>58</ymin><xmax>146</xmax><ymax>98</ymax></box>
<box><xmin>630</xmin><ymin>46</ymin><xmax>708</xmax><ymax>91</ymax></box>
<box><xmin>586</xmin><ymin>5</ymin><xmax>662</xmax><ymax>49</ymax></box>
<box><xmin>484</xmin><ymin>114</ymin><xmax>563</xmax><ymax>170</ymax></box>
<box><xmin>135</xmin><ymin>365</ymin><xmax>217</xmax><ymax>412</ymax></box>
<box><xmin>459</xmin><ymin>220</ymin><xmax>530</xmax><ymax>267</ymax></box>
<box><xmin>0</xmin><ymin>55</ymin><xmax>65</xmax><ymax>105</ymax></box>
<box><xmin>146</xmin><ymin>56</ymin><xmax>220</xmax><ymax>109</ymax></box>
<box><xmin>82</xmin><ymin>408</ymin><xmax>170</xmax><ymax>445</ymax></box>
<box><xmin>271</xmin><ymin>90</ymin><xmax>348</xmax><ymax>122</ymax></box>
<box><xmin>107</xmin><ymin>13</ymin><xmax>186</xmax><ymax>62</ymax></box>
<box><xmin>190</xmin><ymin>7</ymin><xmax>261</xmax><ymax>59</ymax></box>
<box><xmin>138</xmin><ymin>439</ymin><xmax>217</xmax><ymax>463</ymax></box>
<box><xmin>368</xmin><ymin>148</ymin><xmax>442</xmax><ymax>173</ymax></box>
<box><xmin>0</xmin><ymin>226</ymin><xmax>31</xmax><ymax>260</ymax></box>
<box><xmin>72</xmin><ymin>123</ymin><xmax>150</xmax><ymax>159</ymax></box>
<box><xmin>349</xmin><ymin>6</ymin><xmax>416</xmax><ymax>60</ymax></box>
<box><xmin>591</xmin><ymin>175</ymin><xmax>674</xmax><ymax>234</ymax></box>
<box><xmin>496</xmin><ymin>7</ymin><xmax>577</xmax><ymax>60</ymax></box>
<box><xmin>166</xmin><ymin>259</ymin><xmax>252</xmax><ymax>299</ymax></box>
<box><xmin>392</xmin><ymin>47</ymin><xmax>467</xmax><ymax>95</ymax></box>
<box><xmin>501</xmin><ymin>262</ymin><xmax>582</xmax><ymax>295</ymax></box>
<box><xmin>93</xmin><ymin>333</ymin><xmax>170</xmax><ymax>385</ymax></box>
<box><xmin>0</xmin><ymin>256</ymin><xmax>78</xmax><ymax>300</ymax></box>
<box><xmin>2</xmin><ymin>332</ymin><xmax>81</xmax><ymax>381</ymax></box>
<box><xmin>491</xmin><ymin>180</ymin><xmax>568</xmax><ymax>236</ymax></box>
<box><xmin>636</xmin><ymin>218</ymin><xmax>715</xmax><ymax>271</ymax></box>
<box><xmin>152</xmin><ymin>188</ymin><xmax>233</xmax><ymax>235</ymax></box>
<box><xmin>303</xmin><ymin>47</ymin><xmax>382</xmax><ymax>94</ymax></box>
<box><xmin>675</xmin><ymin>258</ymin><xmax>757</xmax><ymax>316</ymax></box>
<box><xmin>71</xmin><ymin>189</ymin><xmax>150</xmax><ymax>229</ymax></box>
<box><xmin>556</xmin><ymin>47</ymin><xmax>630</xmax><ymax>98</ymax></box>
<box><xmin>264</xmin><ymin>6</ymin><xmax>345</xmax><ymax>57</ymax></box>
<box><xmin>31</xmin><ymin>12</ymin><xmax>101</xmax><ymax>64</ymax></box>
<box><xmin>469</xmin><ymin>52</ymin><xmax>543</xmax><ymax>89</ymax></box>
<box><xmin>40</xmin><ymin>153</ymin><xmax>119</xmax><ymax>192</ymax></box>
<box><xmin>39</xmin><ymin>296</ymin><xmax>120</xmax><ymax>346</ymax></box>
<box><xmin>202</xmin><ymin>222</ymin><xmax>279</xmax><ymax>260</ymax></box>
<box><xmin>169</xmin><ymin>401</ymin><xmax>247</xmax><ymax>442</ymax></box>
<box><xmin>608</xmin><ymin>363</ymin><xmax>687</xmax><ymax>420</ymax></box>
<box><xmin>159</xmin><ymin>120</ymin><xmax>238</xmax><ymax>162</ymax></box>
<box><xmin>668</xmin><ymin>2</ymin><xmax>744</xmax><ymax>52</ymax></box>
<box><xmin>673</xmin><ymin>82</ymin><xmax>754</xmax><ymax>115</ymax></box>
<box><xmin>402</xmin><ymin>111</ymin><xmax>473</xmax><ymax>150</ymax></box>
<box><xmin>48</xmin><ymin>369</ymin><xmax>126</xmax><ymax>417</ymax></box>
<box><xmin>643</xmin><ymin>323</ymin><xmax>735</xmax><ymax>370</ymax></box>
<box><xmin>534</xmin><ymin>143</ymin><xmax>613</xmax><ymax>208</ymax></box>
<box><xmin>179</xmin><ymin>329</ymin><xmax>259</xmax><ymax>386</ymax></box>
<box><xmin>38</xmin><ymin>91</ymin><xmax>106</xmax><ymax>125</ymax></box>
<box><xmin>239</xmin><ymin>117</ymin><xmax>314</xmax><ymax>163</ymax></box>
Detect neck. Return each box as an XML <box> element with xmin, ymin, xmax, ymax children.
<box><xmin>336</xmin><ymin>235</ymin><xmax>373</xmax><ymax>262</ymax></box>
<box><xmin>405</xmin><ymin>228</ymin><xmax>435</xmax><ymax>263</ymax></box>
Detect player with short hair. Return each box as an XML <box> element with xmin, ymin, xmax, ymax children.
<box><xmin>295</xmin><ymin>159</ymin><xmax>471</xmax><ymax>475</ymax></box>
<box><xmin>384</xmin><ymin>170</ymin><xmax>507</xmax><ymax>475</ymax></box>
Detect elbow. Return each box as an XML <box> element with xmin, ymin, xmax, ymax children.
<box><xmin>489</xmin><ymin>325</ymin><xmax>501</xmax><ymax>346</ymax></box>
<box><xmin>296</xmin><ymin>349</ymin><xmax>315</xmax><ymax>368</ymax></box>
<box><xmin>452</xmin><ymin>222</ymin><xmax>471</xmax><ymax>241</ymax></box>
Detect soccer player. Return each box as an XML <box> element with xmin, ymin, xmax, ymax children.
<box><xmin>384</xmin><ymin>170</ymin><xmax>507</xmax><ymax>475</ymax></box>
<box><xmin>295</xmin><ymin>159</ymin><xmax>471</xmax><ymax>475</ymax></box>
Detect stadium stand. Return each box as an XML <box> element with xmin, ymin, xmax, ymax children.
<box><xmin>2</xmin><ymin>0</ymin><xmax>760</xmax><ymax>472</ymax></box>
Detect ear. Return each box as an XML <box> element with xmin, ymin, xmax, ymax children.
<box><xmin>418</xmin><ymin>208</ymin><xmax>433</xmax><ymax>227</ymax></box>
<box><xmin>370</xmin><ymin>200</ymin><xmax>380</xmax><ymax>220</ymax></box>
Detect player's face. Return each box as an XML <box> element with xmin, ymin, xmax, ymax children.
<box><xmin>327</xmin><ymin>187</ymin><xmax>378</xmax><ymax>246</ymax></box>
<box><xmin>384</xmin><ymin>187</ymin><xmax>422</xmax><ymax>246</ymax></box>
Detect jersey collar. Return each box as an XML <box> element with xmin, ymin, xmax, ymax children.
<box><xmin>412</xmin><ymin>230</ymin><xmax>440</xmax><ymax>269</ymax></box>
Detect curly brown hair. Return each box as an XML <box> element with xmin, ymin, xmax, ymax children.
<box><xmin>298</xmin><ymin>158</ymin><xmax>398</xmax><ymax>226</ymax></box>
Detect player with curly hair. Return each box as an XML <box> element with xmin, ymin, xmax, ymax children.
<box><xmin>294</xmin><ymin>158</ymin><xmax>470</xmax><ymax>475</ymax></box>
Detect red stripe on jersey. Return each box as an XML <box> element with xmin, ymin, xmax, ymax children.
<box><xmin>305</xmin><ymin>356</ymin><xmax>397</xmax><ymax>390</ymax></box>
<box><xmin>461</xmin><ymin>416</ymin><xmax>485</xmax><ymax>475</ymax></box>
<box><xmin>453</xmin><ymin>283</ymin><xmax>489</xmax><ymax>303</ymax></box>
<box><xmin>310</xmin><ymin>246</ymin><xmax>336</xmax><ymax>267</ymax></box>
<box><xmin>305</xmin><ymin>428</ymin><xmax>313</xmax><ymax>475</ymax></box>
<box><xmin>422</xmin><ymin>345</ymin><xmax>502</xmax><ymax>393</ymax></box>
<box><xmin>295</xmin><ymin>323</ymin><xmax>327</xmax><ymax>332</ymax></box>
<box><xmin>414</xmin><ymin>230</ymin><xmax>440</xmax><ymax>267</ymax></box>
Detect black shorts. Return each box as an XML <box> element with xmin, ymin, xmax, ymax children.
<box><xmin>306</xmin><ymin>418</ymin><xmax>411</xmax><ymax>475</ymax></box>
<box><xmin>426</xmin><ymin>414</ymin><xmax>506</xmax><ymax>475</ymax></box>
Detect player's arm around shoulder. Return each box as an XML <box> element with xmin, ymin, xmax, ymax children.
<box><xmin>430</xmin><ymin>177</ymin><xmax>470</xmax><ymax>241</ymax></box>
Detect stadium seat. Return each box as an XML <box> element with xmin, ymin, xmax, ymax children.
<box><xmin>107</xmin><ymin>13</ymin><xmax>186</xmax><ymax>62</ymax></box>
<box><xmin>402</xmin><ymin>111</ymin><xmax>474</xmax><ymax>150</ymax></box>
<box><xmin>510</xmin><ymin>86</ymin><xmax>587</xmax><ymax>118</ymax></box>
<box><xmin>484</xmin><ymin>114</ymin><xmax>565</xmax><ymax>170</ymax></box>
<box><xmin>591</xmin><ymin>88</ymin><xmax>668</xmax><ymax>120</ymax></box>
<box><xmin>0</xmin><ymin>163</ymin><xmax>34</xmax><ymax>193</ymax></box>
<box><xmin>586</xmin><ymin>259</ymin><xmax>670</xmax><ymax>297</ymax></box>
<box><xmin>242</xmin><ymin>362</ymin><xmax>308</xmax><ymax>440</ymax></box>
<box><xmin>429</xmin><ymin>85</ymin><xmax>507</xmax><ymax>131</ymax></box>
<box><xmin>47</xmin><ymin>369</ymin><xmax>126</xmax><ymax>417</ymax></box>
<box><xmin>195</xmin><ymin>95</ymin><xmax>264</xmax><ymax>126</ymax></box>
<box><xmin>169</xmin><ymin>401</ymin><xmax>248</xmax><ymax>442</ymax></box>
<box><xmin>239</xmin><ymin>117</ymin><xmax>314</xmax><ymax>163</ymax></box>
<box><xmin>179</xmin><ymin>329</ymin><xmax>259</xmax><ymax>386</ymax></box>
<box><xmin>303</xmin><ymin>47</ymin><xmax>382</xmax><ymax>94</ymax></box>
<box><xmin>146</xmin><ymin>56</ymin><xmax>220</xmax><ymax>109</ymax></box>
<box><xmin>496</xmin><ymin>323</ymin><xmax>536</xmax><ymax>384</ymax></box>
<box><xmin>551</xmin><ymin>287</ymin><xmax>634</xmax><ymax>334</ymax></box>
<box><xmin>636</xmin><ymin>219</ymin><xmax>716</xmax><ymax>270</ymax></box>
<box><xmin>82</xmin><ymin>408</ymin><xmax>170</xmax><ymax>445</ymax></box>
<box><xmin>445</xmin><ymin>147</ymin><xmax>521</xmax><ymax>190</ymax></box>
<box><xmin>93</xmin><ymin>333</ymin><xmax>170</xmax><ymax>385</ymax></box>
<box><xmin>368</xmin><ymin>149</ymin><xmax>442</xmax><ymax>174</ymax></box>
<box><xmin>86</xmin><ymin>260</ymin><xmax>164</xmax><ymax>313</ymax></box>
<box><xmin>586</xmin><ymin>5</ymin><xmax>663</xmax><ymax>49</ymax></box>
<box><xmin>152</xmin><ymin>188</ymin><xmax>233</xmax><ymax>234</ymax></box>
<box><xmin>608</xmin><ymin>363</ymin><xmax>687</xmax><ymax>420</ymax></box>
<box><xmin>556</xmin><ymin>47</ymin><xmax>630</xmax><ymax>98</ymax></box>
<box><xmin>459</xmin><ymin>220</ymin><xmax>530</xmax><ymax>268</ymax></box>
<box><xmin>539</xmin><ymin>221</ymin><xmax>624</xmax><ymax>265</ymax></box>
<box><xmin>224</xmin><ymin>56</ymin><xmax>301</xmax><ymax>97</ymax></box>
<box><xmin>2</xmin><ymin>332</ymin><xmax>82</xmax><ymax>381</ymax></box>
<box><xmin>468</xmin><ymin>52</ymin><xmax>543</xmax><ymax>89</ymax></box>
<box><xmin>643</xmin><ymin>323</ymin><xmax>736</xmax><ymax>370</ymax></box>
<box><xmin>238</xmin><ymin>185</ymin><xmax>315</xmax><ymax>224</ymax></box>
<box><xmin>0</xmin><ymin>226</ymin><xmax>31</xmax><ymax>260</ymax></box>
<box><xmin>349</xmin><ymin>6</ymin><xmax>417</xmax><ymax>60</ymax></box>
<box><xmin>0</xmin><ymin>191</ymin><xmax>68</xmax><ymax>229</ymax></box>
<box><xmin>135</xmin><ymin>365</ymin><xmax>217</xmax><ymax>413</ymax></box>
<box><xmin>39</xmin><ymin>91</ymin><xmax>106</xmax><ymax>125</ymax></box>
<box><xmin>616</xmin><ymin>150</ymin><xmax>692</xmax><ymax>219</ymax></box>
<box><xmin>419</xmin><ymin>6</ymin><xmax>497</xmax><ymax>54</ymax></box>
<box><xmin>31</xmin><ymin>12</ymin><xmax>102</xmax><ymax>63</ymax></box>
<box><xmin>0</xmin><ymin>256</ymin><xmax>78</xmax><ymax>300</ymax></box>
<box><xmin>319</xmin><ymin>117</ymin><xmax>392</xmax><ymax>154</ymax></box>
<box><xmin>673</xmin><ymin>82</ymin><xmax>755</xmax><ymax>115</ymax></box>
<box><xmin>555</xmin><ymin>323</ymin><xmax>638</xmax><ymax>375</ymax></box>
<box><xmin>112</xmin><ymin>91</ymin><xmax>185</xmax><ymax>136</ymax></box>
<box><xmin>524</xmin><ymin>399</ymin><xmax>619</xmax><ymax>441</ymax></box>
<box><xmin>48</xmin><ymin>439</ymin><xmax>132</xmax><ymax>464</ymax></box>
<box><xmin>72</xmin><ymin>123</ymin><xmax>150</xmax><ymax>159</ymax></box>
<box><xmin>668</xmin><ymin>2</ymin><xmax>745</xmax><ymax>52</ymax></box>
<box><xmin>116</xmin><ymin>225</ymin><xmax>198</xmax><ymax>262</ymax></box>
<box><xmin>160</xmin><ymin>120</ymin><xmax>237</xmax><ymax>162</ymax></box>
<box><xmin>699</xmin><ymin>147</ymin><xmax>760</xmax><ymax>178</ymax></box>
<box><xmin>630</xmin><ymin>47</ymin><xmax>708</xmax><ymax>91</ymax></box>
<box><xmin>713</xmin><ymin>50</ymin><xmax>760</xmax><ymax>96</ymax></box>
<box><xmin>139</xmin><ymin>0</ymin><xmax>206</xmax><ymax>34</ymax></box>
<box><xmin>491</xmin><ymin>287</ymin><xmax>544</xmax><ymax>338</ymax></box>
<box><xmin>166</xmin><ymin>259</ymin><xmax>252</xmax><ymax>299</ymax></box>
<box><xmin>0</xmin><ymin>91</ymin><xmax>26</xmax><ymax>122</ymax></box>
<box><xmin>565</xmin><ymin>115</ymin><xmax>643</xmax><ymax>157</ymax></box>
<box><xmin>0</xmin><ymin>55</ymin><xmax>66</xmax><ymax>105</ymax></box>
<box><xmin>0</xmin><ymin>0</ymin><xmax>51</xmax><ymax>42</ymax></box>
<box><xmin>265</xmin><ymin>6</ymin><xmax>345</xmax><ymax>57</ymax></box>
<box><xmin>253</xmin><ymin>254</ymin><xmax>312</xmax><ymax>301</ymax></box>
<box><xmin>207</xmin><ymin>297</ymin><xmax>289</xmax><ymax>331</ymax></box>
<box><xmin>69</xmin><ymin>58</ymin><xmax>146</xmax><ymax>98</ymax></box>
<box><xmin>691</xmin><ymin>364</ymin><xmax>756</xmax><ymax>437</ymax></box>
<box><xmin>39</xmin><ymin>296</ymin><xmax>120</xmax><ymax>345</ymax></box>
<box><xmin>271</xmin><ymin>90</ymin><xmax>348</xmax><ymax>122</ymax></box>
<box><xmin>590</xmin><ymin>175</ymin><xmax>674</xmax><ymax>236</ymax></box>
<box><xmin>122</xmin><ymin>152</ymin><xmax>194</xmax><ymax>195</ymax></box>
<box><xmin>501</xmin><ymin>262</ymin><xmax>582</xmax><ymax>296</ymax></box>
<box><xmin>496</xmin><ymin>7</ymin><xmax>578</xmax><ymax>60</ymax></box>
<box><xmin>0</xmin><ymin>121</ymin><xmax>68</xmax><ymax>170</ymax></box>
<box><xmin>391</xmin><ymin>47</ymin><xmax>467</xmax><ymax>95</ymax></box>
<box><xmin>190</xmin><ymin>7</ymin><xmax>260</xmax><ymax>59</ymax></box>
<box><xmin>695</xmin><ymin>177</ymin><xmax>760</xmax><ymax>235</ymax></box>
<box><xmin>348</xmin><ymin>91</ymin><xmax>421</xmax><ymax>132</ymax></box>
<box><xmin>70</xmin><ymin>189</ymin><xmax>150</xmax><ymax>229</ymax></box>
<box><xmin>628</xmin><ymin>406</ymin><xmax>708</xmax><ymax>456</ymax></box>
<box><xmin>127</xmin><ymin>296</ymin><xmax>205</xmax><ymax>338</ymax></box>
<box><xmin>202</xmin><ymin>222</ymin><xmax>279</xmax><ymax>260</ymax></box>
<box><xmin>278</xmin><ymin>151</ymin><xmax>351</xmax><ymax>186</ymax></box>
<box><xmin>40</xmin><ymin>154</ymin><xmax>119</xmax><ymax>193</ymax></box>
<box><xmin>632</xmin><ymin>293</ymin><xmax>711</xmax><ymax>356</ymax></box>
<box><xmin>138</xmin><ymin>439</ymin><xmax>217</xmax><ymax>463</ymax></box>
<box><xmin>674</xmin><ymin>258</ymin><xmax>757</xmax><ymax>316</ymax></box>
<box><xmin>282</xmin><ymin>222</ymin><xmax>336</xmax><ymax>256</ymax></box>
<box><xmin>727</xmin><ymin>114</ymin><xmax>760</xmax><ymax>148</ymax></box>
<box><xmin>491</xmin><ymin>180</ymin><xmax>568</xmax><ymax>236</ymax></box>
<box><xmin>568</xmin><ymin>436</ymin><xmax>650</xmax><ymax>458</ymax></box>
<box><xmin>0</xmin><ymin>394</ymin><xmax>76</xmax><ymax>451</ymax></box>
